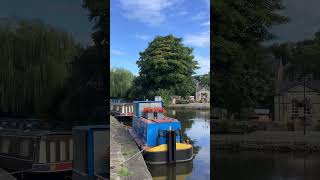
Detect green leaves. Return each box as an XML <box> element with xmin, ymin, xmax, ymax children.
<box><xmin>110</xmin><ymin>68</ymin><xmax>134</xmax><ymax>99</ymax></box>
<box><xmin>213</xmin><ymin>0</ymin><xmax>288</xmax><ymax>113</ymax></box>
<box><xmin>136</xmin><ymin>35</ymin><xmax>199</xmax><ymax>98</ymax></box>
<box><xmin>272</xmin><ymin>31</ymin><xmax>320</xmax><ymax>80</ymax></box>
<box><xmin>0</xmin><ymin>19</ymin><xmax>79</xmax><ymax>114</ymax></box>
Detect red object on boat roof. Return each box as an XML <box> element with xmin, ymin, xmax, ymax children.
<box><xmin>143</xmin><ymin>107</ymin><xmax>166</xmax><ymax>113</ymax></box>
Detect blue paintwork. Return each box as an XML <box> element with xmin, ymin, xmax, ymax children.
<box><xmin>132</xmin><ymin>101</ymin><xmax>182</xmax><ymax>147</ymax></box>
<box><xmin>73</xmin><ymin>125</ymin><xmax>108</xmax><ymax>177</ymax></box>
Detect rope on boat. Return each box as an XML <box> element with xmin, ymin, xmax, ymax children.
<box><xmin>119</xmin><ymin>147</ymin><xmax>146</xmax><ymax>166</ymax></box>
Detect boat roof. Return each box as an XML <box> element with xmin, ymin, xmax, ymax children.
<box><xmin>72</xmin><ymin>124</ymin><xmax>109</xmax><ymax>130</ymax></box>
<box><xmin>141</xmin><ymin>117</ymin><xmax>179</xmax><ymax>124</ymax></box>
<box><xmin>133</xmin><ymin>101</ymin><xmax>163</xmax><ymax>103</ymax></box>
<box><xmin>110</xmin><ymin>102</ymin><xmax>133</xmax><ymax>106</ymax></box>
<box><xmin>0</xmin><ymin>129</ymin><xmax>71</xmax><ymax>137</ymax></box>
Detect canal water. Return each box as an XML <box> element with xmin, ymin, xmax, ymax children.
<box><xmin>213</xmin><ymin>150</ymin><xmax>320</xmax><ymax>180</ymax></box>
<box><xmin>148</xmin><ymin>109</ymin><xmax>210</xmax><ymax>180</ymax></box>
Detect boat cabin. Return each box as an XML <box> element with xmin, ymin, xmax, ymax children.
<box><xmin>132</xmin><ymin>101</ymin><xmax>182</xmax><ymax>147</ymax></box>
<box><xmin>0</xmin><ymin>130</ymin><xmax>73</xmax><ymax>172</ymax></box>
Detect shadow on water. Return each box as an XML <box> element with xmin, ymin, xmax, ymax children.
<box><xmin>212</xmin><ymin>150</ymin><xmax>320</xmax><ymax>180</ymax></box>
<box><xmin>146</xmin><ymin>109</ymin><xmax>210</xmax><ymax>180</ymax></box>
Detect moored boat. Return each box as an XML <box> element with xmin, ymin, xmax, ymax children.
<box><xmin>128</xmin><ymin>101</ymin><xmax>193</xmax><ymax>164</ymax></box>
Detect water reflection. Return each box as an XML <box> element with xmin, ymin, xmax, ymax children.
<box><xmin>149</xmin><ymin>161</ymin><xmax>193</xmax><ymax>180</ymax></box>
<box><xmin>213</xmin><ymin>150</ymin><xmax>320</xmax><ymax>180</ymax></box>
<box><xmin>148</xmin><ymin>109</ymin><xmax>210</xmax><ymax>180</ymax></box>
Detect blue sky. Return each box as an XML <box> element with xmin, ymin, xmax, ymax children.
<box><xmin>110</xmin><ymin>0</ymin><xmax>210</xmax><ymax>75</ymax></box>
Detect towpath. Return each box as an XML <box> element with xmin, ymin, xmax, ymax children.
<box><xmin>213</xmin><ymin>131</ymin><xmax>320</xmax><ymax>151</ymax></box>
<box><xmin>110</xmin><ymin>115</ymin><xmax>152</xmax><ymax>180</ymax></box>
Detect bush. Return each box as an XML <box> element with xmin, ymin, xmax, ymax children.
<box><xmin>176</xmin><ymin>99</ymin><xmax>189</xmax><ymax>104</ymax></box>
<box><xmin>156</xmin><ymin>89</ymin><xmax>172</xmax><ymax>107</ymax></box>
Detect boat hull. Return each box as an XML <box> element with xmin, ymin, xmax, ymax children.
<box><xmin>144</xmin><ymin>144</ymin><xmax>193</xmax><ymax>165</ymax></box>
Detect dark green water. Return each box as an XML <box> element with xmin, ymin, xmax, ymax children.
<box><xmin>148</xmin><ymin>109</ymin><xmax>210</xmax><ymax>180</ymax></box>
<box><xmin>213</xmin><ymin>150</ymin><xmax>320</xmax><ymax>180</ymax></box>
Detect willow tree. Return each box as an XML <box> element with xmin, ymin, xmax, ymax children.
<box><xmin>0</xmin><ymin>19</ymin><xmax>80</xmax><ymax>115</ymax></box>
<box><xmin>110</xmin><ymin>68</ymin><xmax>134</xmax><ymax>99</ymax></box>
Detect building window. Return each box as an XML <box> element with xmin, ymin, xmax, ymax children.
<box><xmin>304</xmin><ymin>105</ymin><xmax>311</xmax><ymax>115</ymax></box>
<box><xmin>291</xmin><ymin>101</ymin><xmax>298</xmax><ymax>117</ymax></box>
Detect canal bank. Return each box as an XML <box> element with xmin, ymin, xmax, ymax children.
<box><xmin>110</xmin><ymin>115</ymin><xmax>152</xmax><ymax>180</ymax></box>
<box><xmin>213</xmin><ymin>150</ymin><xmax>320</xmax><ymax>180</ymax></box>
<box><xmin>213</xmin><ymin>131</ymin><xmax>320</xmax><ymax>151</ymax></box>
<box><xmin>167</xmin><ymin>103</ymin><xmax>210</xmax><ymax>110</ymax></box>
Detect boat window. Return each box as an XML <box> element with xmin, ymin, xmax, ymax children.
<box><xmin>50</xmin><ymin>141</ymin><xmax>56</xmax><ymax>162</ymax></box>
<box><xmin>0</xmin><ymin>137</ymin><xmax>10</xmax><ymax>153</ymax></box>
<box><xmin>60</xmin><ymin>141</ymin><xmax>66</xmax><ymax>161</ymax></box>
<box><xmin>69</xmin><ymin>139</ymin><xmax>73</xmax><ymax>161</ymax></box>
<box><xmin>19</xmin><ymin>140</ymin><xmax>30</xmax><ymax>157</ymax></box>
<box><xmin>39</xmin><ymin>140</ymin><xmax>47</xmax><ymax>163</ymax></box>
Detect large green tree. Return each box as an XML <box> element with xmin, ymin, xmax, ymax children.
<box><xmin>136</xmin><ymin>35</ymin><xmax>198</xmax><ymax>99</ymax></box>
<box><xmin>0</xmin><ymin>19</ymin><xmax>79</xmax><ymax>115</ymax></box>
<box><xmin>270</xmin><ymin>31</ymin><xmax>320</xmax><ymax>80</ymax></box>
<box><xmin>52</xmin><ymin>0</ymin><xmax>108</xmax><ymax>126</ymax></box>
<box><xmin>212</xmin><ymin>0</ymin><xmax>288</xmax><ymax>114</ymax></box>
<box><xmin>110</xmin><ymin>68</ymin><xmax>134</xmax><ymax>99</ymax></box>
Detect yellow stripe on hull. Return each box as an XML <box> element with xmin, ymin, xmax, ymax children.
<box><xmin>146</xmin><ymin>143</ymin><xmax>192</xmax><ymax>152</ymax></box>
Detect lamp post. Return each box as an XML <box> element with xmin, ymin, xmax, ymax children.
<box><xmin>303</xmin><ymin>68</ymin><xmax>306</xmax><ymax>135</ymax></box>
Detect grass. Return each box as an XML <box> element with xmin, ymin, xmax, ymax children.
<box><xmin>118</xmin><ymin>166</ymin><xmax>134</xmax><ymax>177</ymax></box>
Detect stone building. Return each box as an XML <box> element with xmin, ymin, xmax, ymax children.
<box><xmin>274</xmin><ymin>59</ymin><xmax>320</xmax><ymax>129</ymax></box>
<box><xmin>196</xmin><ymin>87</ymin><xmax>210</xmax><ymax>103</ymax></box>
<box><xmin>274</xmin><ymin>81</ymin><xmax>320</xmax><ymax>128</ymax></box>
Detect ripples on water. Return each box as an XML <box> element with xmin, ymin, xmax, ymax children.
<box><xmin>213</xmin><ymin>150</ymin><xmax>320</xmax><ymax>180</ymax></box>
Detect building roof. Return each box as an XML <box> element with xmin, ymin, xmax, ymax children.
<box><xmin>277</xmin><ymin>80</ymin><xmax>320</xmax><ymax>94</ymax></box>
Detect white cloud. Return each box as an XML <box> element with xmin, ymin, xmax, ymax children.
<box><xmin>195</xmin><ymin>54</ymin><xmax>210</xmax><ymax>75</ymax></box>
<box><xmin>135</xmin><ymin>34</ymin><xmax>150</xmax><ymax>41</ymax></box>
<box><xmin>111</xmin><ymin>49</ymin><xmax>125</xmax><ymax>56</ymax></box>
<box><xmin>191</xmin><ymin>12</ymin><xmax>209</xmax><ymax>21</ymax></box>
<box><xmin>201</xmin><ymin>21</ymin><xmax>210</xmax><ymax>26</ymax></box>
<box><xmin>184</xmin><ymin>31</ymin><xmax>210</xmax><ymax>48</ymax></box>
<box><xmin>118</xmin><ymin>0</ymin><xmax>178</xmax><ymax>26</ymax></box>
<box><xmin>177</xmin><ymin>10</ymin><xmax>188</xmax><ymax>16</ymax></box>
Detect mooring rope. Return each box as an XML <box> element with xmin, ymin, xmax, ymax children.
<box><xmin>72</xmin><ymin>168</ymin><xmax>88</xmax><ymax>176</ymax></box>
<box><xmin>119</xmin><ymin>147</ymin><xmax>146</xmax><ymax>166</ymax></box>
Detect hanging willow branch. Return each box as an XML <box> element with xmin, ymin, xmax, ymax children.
<box><xmin>0</xmin><ymin>18</ymin><xmax>80</xmax><ymax>115</ymax></box>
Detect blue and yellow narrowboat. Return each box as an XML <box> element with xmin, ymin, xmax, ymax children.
<box><xmin>128</xmin><ymin>101</ymin><xmax>193</xmax><ymax>164</ymax></box>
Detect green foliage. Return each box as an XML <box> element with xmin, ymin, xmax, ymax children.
<box><xmin>118</xmin><ymin>167</ymin><xmax>134</xmax><ymax>177</ymax></box>
<box><xmin>136</xmin><ymin>35</ymin><xmax>198</xmax><ymax>99</ymax></box>
<box><xmin>212</xmin><ymin>0</ymin><xmax>288</xmax><ymax>113</ymax></box>
<box><xmin>55</xmin><ymin>0</ymin><xmax>108</xmax><ymax>126</ymax></box>
<box><xmin>57</xmin><ymin>46</ymin><xmax>106</xmax><ymax>126</ymax></box>
<box><xmin>82</xmin><ymin>0</ymin><xmax>108</xmax><ymax>49</ymax></box>
<box><xmin>194</xmin><ymin>74</ymin><xmax>210</xmax><ymax>88</ymax></box>
<box><xmin>271</xmin><ymin>31</ymin><xmax>320</xmax><ymax>80</ymax></box>
<box><xmin>155</xmin><ymin>89</ymin><xmax>172</xmax><ymax>106</ymax></box>
<box><xmin>110</xmin><ymin>68</ymin><xmax>134</xmax><ymax>99</ymax></box>
<box><xmin>0</xmin><ymin>18</ymin><xmax>80</xmax><ymax>115</ymax></box>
